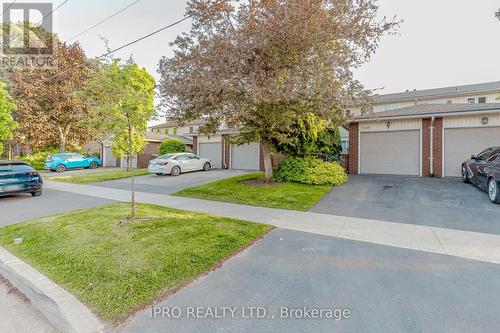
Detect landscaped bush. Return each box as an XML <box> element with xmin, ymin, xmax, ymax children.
<box><xmin>159</xmin><ymin>138</ymin><xmax>185</xmax><ymax>155</ymax></box>
<box><xmin>274</xmin><ymin>157</ymin><xmax>347</xmax><ymax>186</ymax></box>
<box><xmin>15</xmin><ymin>149</ymin><xmax>58</xmax><ymax>170</ymax></box>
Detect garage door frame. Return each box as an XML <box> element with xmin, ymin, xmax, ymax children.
<box><xmin>442</xmin><ymin>125</ymin><xmax>500</xmax><ymax>178</ymax></box>
<box><xmin>358</xmin><ymin>127</ymin><xmax>422</xmax><ymax>176</ymax></box>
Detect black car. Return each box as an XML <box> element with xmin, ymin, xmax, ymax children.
<box><xmin>0</xmin><ymin>161</ymin><xmax>43</xmax><ymax>197</ymax></box>
<box><xmin>462</xmin><ymin>147</ymin><xmax>500</xmax><ymax>204</ymax></box>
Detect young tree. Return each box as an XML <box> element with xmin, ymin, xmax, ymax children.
<box><xmin>0</xmin><ymin>83</ymin><xmax>17</xmax><ymax>156</ymax></box>
<box><xmin>111</xmin><ymin>130</ymin><xmax>147</xmax><ymax>171</ymax></box>
<box><xmin>10</xmin><ymin>39</ymin><xmax>95</xmax><ymax>152</ymax></box>
<box><xmin>86</xmin><ymin>59</ymin><xmax>155</xmax><ymax>219</ymax></box>
<box><xmin>159</xmin><ymin>0</ymin><xmax>397</xmax><ymax>178</ymax></box>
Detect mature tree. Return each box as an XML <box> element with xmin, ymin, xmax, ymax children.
<box><xmin>0</xmin><ymin>83</ymin><xmax>17</xmax><ymax>156</ymax></box>
<box><xmin>496</xmin><ymin>9</ymin><xmax>500</xmax><ymax>20</ymax></box>
<box><xmin>10</xmin><ymin>39</ymin><xmax>95</xmax><ymax>152</ymax></box>
<box><xmin>85</xmin><ymin>59</ymin><xmax>155</xmax><ymax>219</ymax></box>
<box><xmin>159</xmin><ymin>0</ymin><xmax>397</xmax><ymax>178</ymax></box>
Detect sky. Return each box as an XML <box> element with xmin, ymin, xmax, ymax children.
<box><xmin>6</xmin><ymin>0</ymin><xmax>500</xmax><ymax>120</ymax></box>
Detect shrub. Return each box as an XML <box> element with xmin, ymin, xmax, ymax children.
<box><xmin>160</xmin><ymin>139</ymin><xmax>186</xmax><ymax>155</ymax></box>
<box><xmin>274</xmin><ymin>157</ymin><xmax>347</xmax><ymax>186</ymax></box>
<box><xmin>15</xmin><ymin>149</ymin><xmax>58</xmax><ymax>170</ymax></box>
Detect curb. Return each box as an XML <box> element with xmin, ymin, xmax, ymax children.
<box><xmin>0</xmin><ymin>246</ymin><xmax>108</xmax><ymax>333</ymax></box>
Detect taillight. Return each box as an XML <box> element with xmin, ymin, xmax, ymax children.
<box><xmin>160</xmin><ymin>161</ymin><xmax>169</xmax><ymax>165</ymax></box>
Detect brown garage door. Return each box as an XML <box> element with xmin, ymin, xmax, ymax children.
<box><xmin>444</xmin><ymin>127</ymin><xmax>500</xmax><ymax>177</ymax></box>
<box><xmin>360</xmin><ymin>130</ymin><xmax>420</xmax><ymax>176</ymax></box>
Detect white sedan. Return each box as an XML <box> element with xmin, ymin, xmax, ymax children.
<box><xmin>148</xmin><ymin>153</ymin><xmax>213</xmax><ymax>176</ymax></box>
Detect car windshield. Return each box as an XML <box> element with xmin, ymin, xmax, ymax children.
<box><xmin>158</xmin><ymin>154</ymin><xmax>176</xmax><ymax>160</ymax></box>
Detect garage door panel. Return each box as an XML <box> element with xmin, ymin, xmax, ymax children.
<box><xmin>231</xmin><ymin>143</ymin><xmax>260</xmax><ymax>170</ymax></box>
<box><xmin>198</xmin><ymin>143</ymin><xmax>222</xmax><ymax>169</ymax></box>
<box><xmin>360</xmin><ymin>130</ymin><xmax>420</xmax><ymax>176</ymax></box>
<box><xmin>444</xmin><ymin>127</ymin><xmax>500</xmax><ymax>177</ymax></box>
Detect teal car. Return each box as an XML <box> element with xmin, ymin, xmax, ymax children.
<box><xmin>44</xmin><ymin>153</ymin><xmax>102</xmax><ymax>173</ymax></box>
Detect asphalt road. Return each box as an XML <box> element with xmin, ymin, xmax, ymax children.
<box><xmin>0</xmin><ymin>189</ymin><xmax>114</xmax><ymax>226</ymax></box>
<box><xmin>311</xmin><ymin>175</ymin><xmax>500</xmax><ymax>235</ymax></box>
<box><xmin>120</xmin><ymin>228</ymin><xmax>500</xmax><ymax>333</ymax></box>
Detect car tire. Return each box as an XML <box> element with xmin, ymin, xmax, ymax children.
<box><xmin>488</xmin><ymin>179</ymin><xmax>500</xmax><ymax>204</ymax></box>
<box><xmin>203</xmin><ymin>162</ymin><xmax>211</xmax><ymax>172</ymax></box>
<box><xmin>56</xmin><ymin>165</ymin><xmax>66</xmax><ymax>173</ymax></box>
<box><xmin>171</xmin><ymin>166</ymin><xmax>181</xmax><ymax>177</ymax></box>
<box><xmin>89</xmin><ymin>162</ymin><xmax>99</xmax><ymax>169</ymax></box>
<box><xmin>462</xmin><ymin>165</ymin><xmax>470</xmax><ymax>183</ymax></box>
<box><xmin>31</xmin><ymin>189</ymin><xmax>43</xmax><ymax>197</ymax></box>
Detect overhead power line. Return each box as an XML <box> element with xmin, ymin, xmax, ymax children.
<box><xmin>41</xmin><ymin>0</ymin><xmax>70</xmax><ymax>23</ymax></box>
<box><xmin>0</xmin><ymin>0</ymin><xmax>18</xmax><ymax>19</ymax></box>
<box><xmin>98</xmin><ymin>0</ymin><xmax>230</xmax><ymax>58</ymax></box>
<box><xmin>67</xmin><ymin>0</ymin><xmax>141</xmax><ymax>43</ymax></box>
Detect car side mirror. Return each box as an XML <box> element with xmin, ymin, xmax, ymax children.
<box><xmin>471</xmin><ymin>155</ymin><xmax>476</xmax><ymax>160</ymax></box>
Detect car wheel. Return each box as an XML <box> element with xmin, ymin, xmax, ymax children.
<box><xmin>171</xmin><ymin>166</ymin><xmax>181</xmax><ymax>177</ymax></box>
<box><xmin>31</xmin><ymin>189</ymin><xmax>43</xmax><ymax>197</ymax></box>
<box><xmin>56</xmin><ymin>165</ymin><xmax>66</xmax><ymax>173</ymax></box>
<box><xmin>462</xmin><ymin>165</ymin><xmax>470</xmax><ymax>183</ymax></box>
<box><xmin>89</xmin><ymin>162</ymin><xmax>99</xmax><ymax>169</ymax></box>
<box><xmin>488</xmin><ymin>179</ymin><xmax>500</xmax><ymax>204</ymax></box>
<box><xmin>203</xmin><ymin>162</ymin><xmax>211</xmax><ymax>171</ymax></box>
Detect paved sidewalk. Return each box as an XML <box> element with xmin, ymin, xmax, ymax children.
<box><xmin>0</xmin><ymin>277</ymin><xmax>57</xmax><ymax>333</ymax></box>
<box><xmin>45</xmin><ymin>181</ymin><xmax>500</xmax><ymax>265</ymax></box>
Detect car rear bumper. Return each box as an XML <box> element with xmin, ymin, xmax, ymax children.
<box><xmin>0</xmin><ymin>183</ymin><xmax>42</xmax><ymax>196</ymax></box>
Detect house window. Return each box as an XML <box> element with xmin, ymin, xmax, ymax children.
<box><xmin>446</xmin><ymin>100</ymin><xmax>452</xmax><ymax>104</ymax></box>
<box><xmin>173</xmin><ymin>128</ymin><xmax>178</xmax><ymax>135</ymax></box>
<box><xmin>467</xmin><ymin>98</ymin><xmax>476</xmax><ymax>104</ymax></box>
<box><xmin>384</xmin><ymin>105</ymin><xmax>400</xmax><ymax>111</ymax></box>
<box><xmin>478</xmin><ymin>97</ymin><xmax>487</xmax><ymax>103</ymax></box>
<box><xmin>189</xmin><ymin>127</ymin><xmax>194</xmax><ymax>134</ymax></box>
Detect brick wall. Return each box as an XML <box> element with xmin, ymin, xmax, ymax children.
<box><xmin>348</xmin><ymin>123</ymin><xmax>359</xmax><ymax>174</ymax></box>
<box><xmin>422</xmin><ymin>118</ymin><xmax>443</xmax><ymax>177</ymax></box>
<box><xmin>192</xmin><ymin>136</ymin><xmax>198</xmax><ymax>154</ymax></box>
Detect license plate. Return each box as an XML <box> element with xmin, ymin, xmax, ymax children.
<box><xmin>0</xmin><ymin>185</ymin><xmax>23</xmax><ymax>193</ymax></box>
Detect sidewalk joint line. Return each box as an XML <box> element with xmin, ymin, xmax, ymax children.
<box><xmin>430</xmin><ymin>227</ymin><xmax>448</xmax><ymax>255</ymax></box>
<box><xmin>337</xmin><ymin>218</ymin><xmax>348</xmax><ymax>237</ymax></box>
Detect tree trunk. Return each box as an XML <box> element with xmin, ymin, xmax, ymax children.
<box><xmin>127</xmin><ymin>121</ymin><xmax>136</xmax><ymax>219</ymax></box>
<box><xmin>261</xmin><ymin>141</ymin><xmax>273</xmax><ymax>179</ymax></box>
<box><xmin>57</xmin><ymin>125</ymin><xmax>71</xmax><ymax>153</ymax></box>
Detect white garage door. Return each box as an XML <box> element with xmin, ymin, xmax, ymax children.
<box><xmin>360</xmin><ymin>130</ymin><xmax>420</xmax><ymax>176</ymax></box>
<box><xmin>198</xmin><ymin>142</ymin><xmax>222</xmax><ymax>169</ymax></box>
<box><xmin>444</xmin><ymin>127</ymin><xmax>500</xmax><ymax>177</ymax></box>
<box><xmin>231</xmin><ymin>143</ymin><xmax>260</xmax><ymax>170</ymax></box>
<box><xmin>103</xmin><ymin>146</ymin><xmax>116</xmax><ymax>167</ymax></box>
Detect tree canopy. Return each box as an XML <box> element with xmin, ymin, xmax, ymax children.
<box><xmin>159</xmin><ymin>0</ymin><xmax>397</xmax><ymax>178</ymax></box>
<box><xmin>0</xmin><ymin>83</ymin><xmax>17</xmax><ymax>156</ymax></box>
<box><xmin>10</xmin><ymin>39</ymin><xmax>95</xmax><ymax>152</ymax></box>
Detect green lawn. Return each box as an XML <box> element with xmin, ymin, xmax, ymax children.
<box><xmin>173</xmin><ymin>172</ymin><xmax>332</xmax><ymax>211</ymax></box>
<box><xmin>49</xmin><ymin>169</ymin><xmax>149</xmax><ymax>184</ymax></box>
<box><xmin>0</xmin><ymin>203</ymin><xmax>271</xmax><ymax>324</ymax></box>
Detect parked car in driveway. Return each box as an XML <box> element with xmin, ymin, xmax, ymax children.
<box><xmin>0</xmin><ymin>161</ymin><xmax>43</xmax><ymax>197</ymax></box>
<box><xmin>148</xmin><ymin>153</ymin><xmax>213</xmax><ymax>176</ymax></box>
<box><xmin>462</xmin><ymin>147</ymin><xmax>500</xmax><ymax>204</ymax></box>
<box><xmin>44</xmin><ymin>153</ymin><xmax>102</xmax><ymax>173</ymax></box>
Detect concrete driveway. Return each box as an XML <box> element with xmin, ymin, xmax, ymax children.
<box><xmin>0</xmin><ymin>189</ymin><xmax>114</xmax><ymax>226</ymax></box>
<box><xmin>93</xmin><ymin>170</ymin><xmax>251</xmax><ymax>195</ymax></box>
<box><xmin>120</xmin><ymin>229</ymin><xmax>500</xmax><ymax>333</ymax></box>
<box><xmin>311</xmin><ymin>175</ymin><xmax>500</xmax><ymax>235</ymax></box>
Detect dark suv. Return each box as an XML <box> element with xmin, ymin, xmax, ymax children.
<box><xmin>0</xmin><ymin>161</ymin><xmax>43</xmax><ymax>197</ymax></box>
<box><xmin>462</xmin><ymin>147</ymin><xmax>500</xmax><ymax>204</ymax></box>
